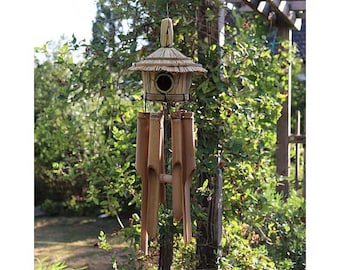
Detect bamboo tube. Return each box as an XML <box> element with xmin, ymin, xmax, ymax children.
<box><xmin>171</xmin><ymin>111</ymin><xmax>183</xmax><ymax>221</ymax></box>
<box><xmin>159</xmin><ymin>125</ymin><xmax>165</xmax><ymax>205</ymax></box>
<box><xmin>181</xmin><ymin>112</ymin><xmax>195</xmax><ymax>244</ymax></box>
<box><xmin>182</xmin><ymin>112</ymin><xmax>196</xmax><ymax>182</ymax></box>
<box><xmin>136</xmin><ymin>112</ymin><xmax>150</xmax><ymax>254</ymax></box>
<box><xmin>146</xmin><ymin>112</ymin><xmax>164</xmax><ymax>239</ymax></box>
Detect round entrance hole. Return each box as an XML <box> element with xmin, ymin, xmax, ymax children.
<box><xmin>155</xmin><ymin>72</ymin><xmax>174</xmax><ymax>93</ymax></box>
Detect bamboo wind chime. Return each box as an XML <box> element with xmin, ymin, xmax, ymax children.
<box><xmin>129</xmin><ymin>17</ymin><xmax>207</xmax><ymax>255</ymax></box>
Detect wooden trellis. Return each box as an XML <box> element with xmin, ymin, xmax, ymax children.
<box><xmin>226</xmin><ymin>0</ymin><xmax>306</xmax><ymax>196</ymax></box>
<box><xmin>228</xmin><ymin>0</ymin><xmax>305</xmax><ymax>30</ymax></box>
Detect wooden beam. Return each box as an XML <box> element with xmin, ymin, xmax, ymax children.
<box><xmin>236</xmin><ymin>2</ymin><xmax>305</xmax><ymax>16</ymax></box>
<box><xmin>266</xmin><ymin>0</ymin><xmax>302</xmax><ymax>30</ymax></box>
<box><xmin>239</xmin><ymin>0</ymin><xmax>260</xmax><ymax>12</ymax></box>
<box><xmin>276</xmin><ymin>25</ymin><xmax>291</xmax><ymax>177</ymax></box>
<box><xmin>227</xmin><ymin>0</ymin><xmax>306</xmax><ymax>11</ymax></box>
<box><xmin>276</xmin><ymin>2</ymin><xmax>302</xmax><ymax>29</ymax></box>
<box><xmin>245</xmin><ymin>0</ymin><xmax>261</xmax><ymax>8</ymax></box>
<box><xmin>269</xmin><ymin>0</ymin><xmax>280</xmax><ymax>6</ymax></box>
<box><xmin>289</xmin><ymin>2</ymin><xmax>306</xmax><ymax>11</ymax></box>
<box><xmin>257</xmin><ymin>1</ymin><xmax>271</xmax><ymax>17</ymax></box>
<box><xmin>237</xmin><ymin>0</ymin><xmax>304</xmax><ymax>30</ymax></box>
<box><xmin>226</xmin><ymin>0</ymin><xmax>243</xmax><ymax>3</ymax></box>
<box><xmin>239</xmin><ymin>0</ymin><xmax>270</xmax><ymax>20</ymax></box>
<box><xmin>279</xmin><ymin>1</ymin><xmax>290</xmax><ymax>17</ymax></box>
<box><xmin>288</xmin><ymin>134</ymin><xmax>306</xmax><ymax>144</ymax></box>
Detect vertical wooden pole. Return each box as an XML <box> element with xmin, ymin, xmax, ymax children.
<box><xmin>159</xmin><ymin>103</ymin><xmax>173</xmax><ymax>270</ymax></box>
<box><xmin>303</xmin><ymin>115</ymin><xmax>306</xmax><ymax>199</ymax></box>
<box><xmin>196</xmin><ymin>1</ymin><xmax>221</xmax><ymax>268</ymax></box>
<box><xmin>295</xmin><ymin>110</ymin><xmax>301</xmax><ymax>191</ymax></box>
<box><xmin>276</xmin><ymin>23</ymin><xmax>291</xmax><ymax>198</ymax></box>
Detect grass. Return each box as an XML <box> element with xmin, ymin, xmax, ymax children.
<box><xmin>34</xmin><ymin>216</ymin><xmax>131</xmax><ymax>270</ymax></box>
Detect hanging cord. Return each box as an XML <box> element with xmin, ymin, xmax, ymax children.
<box><xmin>144</xmin><ymin>95</ymin><xmax>147</xmax><ymax>112</ymax></box>
<box><xmin>166</xmin><ymin>2</ymin><xmax>169</xmax><ymax>18</ymax></box>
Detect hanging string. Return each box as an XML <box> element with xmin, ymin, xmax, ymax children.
<box><xmin>144</xmin><ymin>98</ymin><xmax>146</xmax><ymax>112</ymax></box>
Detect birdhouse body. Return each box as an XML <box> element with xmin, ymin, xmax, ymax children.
<box><xmin>128</xmin><ymin>18</ymin><xmax>207</xmax><ymax>102</ymax></box>
<box><xmin>141</xmin><ymin>71</ymin><xmax>192</xmax><ymax>102</ymax></box>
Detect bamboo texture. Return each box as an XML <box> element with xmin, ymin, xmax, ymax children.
<box><xmin>181</xmin><ymin>112</ymin><xmax>195</xmax><ymax>244</ymax></box>
<box><xmin>136</xmin><ymin>112</ymin><xmax>150</xmax><ymax>254</ymax></box>
<box><xmin>146</xmin><ymin>112</ymin><xmax>164</xmax><ymax>239</ymax></box>
<box><xmin>171</xmin><ymin>111</ymin><xmax>184</xmax><ymax>221</ymax></box>
<box><xmin>136</xmin><ymin>110</ymin><xmax>196</xmax><ymax>247</ymax></box>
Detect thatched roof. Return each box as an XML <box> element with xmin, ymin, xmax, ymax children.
<box><xmin>128</xmin><ymin>47</ymin><xmax>207</xmax><ymax>74</ymax></box>
<box><xmin>128</xmin><ymin>18</ymin><xmax>207</xmax><ymax>74</ymax></box>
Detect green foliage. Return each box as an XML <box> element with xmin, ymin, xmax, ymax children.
<box><xmin>39</xmin><ymin>199</ymin><xmax>64</xmax><ymax>216</ymax></box>
<box><xmin>34</xmin><ymin>257</ymin><xmax>87</xmax><ymax>270</ymax></box>
<box><xmin>172</xmin><ymin>237</ymin><xmax>197</xmax><ymax>269</ymax></box>
<box><xmin>34</xmin><ymin>36</ymin><xmax>143</xmax><ymax>216</ymax></box>
<box><xmin>34</xmin><ymin>1</ymin><xmax>305</xmax><ymax>269</ymax></box>
<box><xmin>221</xmin><ymin>180</ymin><xmax>305</xmax><ymax>269</ymax></box>
<box><xmin>98</xmin><ymin>230</ymin><xmax>112</xmax><ymax>251</ymax></box>
<box><xmin>291</xmin><ymin>58</ymin><xmax>306</xmax><ymax>133</ymax></box>
<box><xmin>97</xmin><ymin>229</ymin><xmax>151</xmax><ymax>270</ymax></box>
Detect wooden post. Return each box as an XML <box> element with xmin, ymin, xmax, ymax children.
<box><xmin>159</xmin><ymin>104</ymin><xmax>173</xmax><ymax>270</ymax></box>
<box><xmin>196</xmin><ymin>1</ymin><xmax>222</xmax><ymax>269</ymax></box>
<box><xmin>276</xmin><ymin>23</ymin><xmax>291</xmax><ymax>198</ymax></box>
<box><xmin>303</xmin><ymin>115</ymin><xmax>306</xmax><ymax>199</ymax></box>
<box><xmin>295</xmin><ymin>110</ymin><xmax>301</xmax><ymax>191</ymax></box>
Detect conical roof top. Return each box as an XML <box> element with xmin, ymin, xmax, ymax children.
<box><xmin>128</xmin><ymin>18</ymin><xmax>207</xmax><ymax>74</ymax></box>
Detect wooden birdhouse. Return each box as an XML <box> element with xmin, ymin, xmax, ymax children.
<box><xmin>128</xmin><ymin>18</ymin><xmax>207</xmax><ymax>102</ymax></box>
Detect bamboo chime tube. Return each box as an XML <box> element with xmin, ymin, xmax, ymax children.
<box><xmin>136</xmin><ymin>112</ymin><xmax>150</xmax><ymax>254</ymax></box>
<box><xmin>159</xmin><ymin>127</ymin><xmax>165</xmax><ymax>205</ymax></box>
<box><xmin>171</xmin><ymin>111</ymin><xmax>183</xmax><ymax>221</ymax></box>
<box><xmin>146</xmin><ymin>112</ymin><xmax>164</xmax><ymax>239</ymax></box>
<box><xmin>181</xmin><ymin>112</ymin><xmax>195</xmax><ymax>244</ymax></box>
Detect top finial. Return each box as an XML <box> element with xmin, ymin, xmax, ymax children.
<box><xmin>160</xmin><ymin>18</ymin><xmax>173</xmax><ymax>47</ymax></box>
